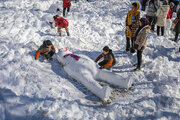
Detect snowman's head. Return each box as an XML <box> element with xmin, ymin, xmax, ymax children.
<box><xmin>56</xmin><ymin>49</ymin><xmax>71</xmax><ymax>65</ymax></box>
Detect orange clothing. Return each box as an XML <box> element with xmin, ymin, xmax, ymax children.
<box><xmin>35</xmin><ymin>45</ymin><xmax>55</xmax><ymax>60</ymax></box>
<box><xmin>95</xmin><ymin>52</ymin><xmax>116</xmax><ymax>68</ymax></box>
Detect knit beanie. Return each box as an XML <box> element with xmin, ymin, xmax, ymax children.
<box><xmin>103</xmin><ymin>46</ymin><xmax>109</xmax><ymax>52</ymax></box>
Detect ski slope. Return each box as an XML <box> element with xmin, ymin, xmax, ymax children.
<box><xmin>0</xmin><ymin>0</ymin><xmax>180</xmax><ymax>119</ymax></box>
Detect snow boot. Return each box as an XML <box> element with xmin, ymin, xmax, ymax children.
<box><xmin>49</xmin><ymin>57</ymin><xmax>53</xmax><ymax>61</ymax></box>
<box><xmin>59</xmin><ymin>32</ymin><xmax>61</xmax><ymax>36</ymax></box>
<box><xmin>134</xmin><ymin>67</ymin><xmax>141</xmax><ymax>71</ymax></box>
<box><xmin>67</xmin><ymin>32</ymin><xmax>70</xmax><ymax>36</ymax></box>
<box><xmin>126</xmin><ymin>48</ymin><xmax>130</xmax><ymax>52</ymax></box>
<box><xmin>130</xmin><ymin>48</ymin><xmax>135</xmax><ymax>54</ymax></box>
<box><xmin>133</xmin><ymin>63</ymin><xmax>137</xmax><ymax>66</ymax></box>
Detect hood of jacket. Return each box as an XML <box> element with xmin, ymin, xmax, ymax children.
<box><xmin>161</xmin><ymin>5</ymin><xmax>169</xmax><ymax>12</ymax></box>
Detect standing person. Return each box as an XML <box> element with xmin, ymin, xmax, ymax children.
<box><xmin>95</xmin><ymin>46</ymin><xmax>116</xmax><ymax>70</ymax></box>
<box><xmin>133</xmin><ymin>18</ymin><xmax>151</xmax><ymax>71</ymax></box>
<box><xmin>140</xmin><ymin>0</ymin><xmax>149</xmax><ymax>11</ymax></box>
<box><xmin>147</xmin><ymin>0</ymin><xmax>161</xmax><ymax>31</ymax></box>
<box><xmin>35</xmin><ymin>40</ymin><xmax>56</xmax><ymax>60</ymax></box>
<box><xmin>169</xmin><ymin>0</ymin><xmax>179</xmax><ymax>6</ymax></box>
<box><xmin>63</xmin><ymin>0</ymin><xmax>71</xmax><ymax>17</ymax></box>
<box><xmin>173</xmin><ymin>8</ymin><xmax>180</xmax><ymax>42</ymax></box>
<box><xmin>165</xmin><ymin>2</ymin><xmax>174</xmax><ymax>36</ymax></box>
<box><xmin>167</xmin><ymin>2</ymin><xmax>174</xmax><ymax>20</ymax></box>
<box><xmin>125</xmin><ymin>2</ymin><xmax>140</xmax><ymax>53</ymax></box>
<box><xmin>52</xmin><ymin>15</ymin><xmax>70</xmax><ymax>36</ymax></box>
<box><xmin>156</xmin><ymin>1</ymin><xmax>170</xmax><ymax>36</ymax></box>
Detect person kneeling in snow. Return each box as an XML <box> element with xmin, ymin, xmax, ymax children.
<box><xmin>35</xmin><ymin>40</ymin><xmax>56</xmax><ymax>60</ymax></box>
<box><xmin>95</xmin><ymin>46</ymin><xmax>116</xmax><ymax>70</ymax></box>
<box><xmin>133</xmin><ymin>18</ymin><xmax>151</xmax><ymax>71</ymax></box>
<box><xmin>52</xmin><ymin>15</ymin><xmax>70</xmax><ymax>36</ymax></box>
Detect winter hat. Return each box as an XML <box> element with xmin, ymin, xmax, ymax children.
<box><xmin>53</xmin><ymin>15</ymin><xmax>59</xmax><ymax>20</ymax></box>
<box><xmin>103</xmin><ymin>46</ymin><xmax>109</xmax><ymax>52</ymax></box>
<box><xmin>163</xmin><ymin>0</ymin><xmax>168</xmax><ymax>5</ymax></box>
<box><xmin>140</xmin><ymin>18</ymin><xmax>149</xmax><ymax>27</ymax></box>
<box><xmin>132</xmin><ymin>2</ymin><xmax>137</xmax><ymax>8</ymax></box>
<box><xmin>44</xmin><ymin>40</ymin><xmax>52</xmax><ymax>46</ymax></box>
<box><xmin>170</xmin><ymin>2</ymin><xmax>175</xmax><ymax>7</ymax></box>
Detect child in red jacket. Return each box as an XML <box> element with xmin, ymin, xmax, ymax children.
<box><xmin>52</xmin><ymin>15</ymin><xmax>70</xmax><ymax>36</ymax></box>
<box><xmin>63</xmin><ymin>0</ymin><xmax>71</xmax><ymax>17</ymax></box>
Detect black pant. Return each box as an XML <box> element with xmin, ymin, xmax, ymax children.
<box><xmin>157</xmin><ymin>26</ymin><xmax>164</xmax><ymax>36</ymax></box>
<box><xmin>41</xmin><ymin>50</ymin><xmax>55</xmax><ymax>59</ymax></box>
<box><xmin>137</xmin><ymin>48</ymin><xmax>143</xmax><ymax>68</ymax></box>
<box><xmin>63</xmin><ymin>7</ymin><xmax>70</xmax><ymax>17</ymax></box>
<box><xmin>126</xmin><ymin>37</ymin><xmax>135</xmax><ymax>53</ymax></box>
<box><xmin>147</xmin><ymin>16</ymin><xmax>156</xmax><ymax>31</ymax></box>
<box><xmin>98</xmin><ymin>60</ymin><xmax>115</xmax><ymax>69</ymax></box>
<box><xmin>174</xmin><ymin>32</ymin><xmax>179</xmax><ymax>42</ymax></box>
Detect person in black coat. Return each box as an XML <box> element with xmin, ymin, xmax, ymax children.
<box><xmin>173</xmin><ymin>8</ymin><xmax>180</xmax><ymax>42</ymax></box>
<box><xmin>140</xmin><ymin>0</ymin><xmax>149</xmax><ymax>11</ymax></box>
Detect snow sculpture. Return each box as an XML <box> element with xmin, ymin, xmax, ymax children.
<box><xmin>56</xmin><ymin>50</ymin><xmax>132</xmax><ymax>101</ymax></box>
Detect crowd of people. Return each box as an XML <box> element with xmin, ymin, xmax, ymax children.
<box><xmin>35</xmin><ymin>0</ymin><xmax>180</xmax><ymax>71</ymax></box>
<box><xmin>126</xmin><ymin>0</ymin><xmax>180</xmax><ymax>70</ymax></box>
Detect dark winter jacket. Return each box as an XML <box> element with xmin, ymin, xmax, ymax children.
<box><xmin>147</xmin><ymin>0</ymin><xmax>161</xmax><ymax>17</ymax></box>
<box><xmin>95</xmin><ymin>50</ymin><xmax>116</xmax><ymax>68</ymax></box>
<box><xmin>174</xmin><ymin>8</ymin><xmax>180</xmax><ymax>33</ymax></box>
<box><xmin>140</xmin><ymin>0</ymin><xmax>149</xmax><ymax>6</ymax></box>
<box><xmin>35</xmin><ymin>44</ymin><xmax>55</xmax><ymax>60</ymax></box>
<box><xmin>63</xmin><ymin>0</ymin><xmax>71</xmax><ymax>8</ymax></box>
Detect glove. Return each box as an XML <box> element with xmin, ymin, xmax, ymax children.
<box><xmin>68</xmin><ymin>2</ymin><xmax>71</xmax><ymax>6</ymax></box>
<box><xmin>95</xmin><ymin>60</ymin><xmax>97</xmax><ymax>63</ymax></box>
<box><xmin>99</xmin><ymin>66</ymin><xmax>104</xmax><ymax>69</ymax></box>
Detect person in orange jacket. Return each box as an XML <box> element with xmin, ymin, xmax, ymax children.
<box><xmin>95</xmin><ymin>46</ymin><xmax>116</xmax><ymax>70</ymax></box>
<box><xmin>35</xmin><ymin>40</ymin><xmax>55</xmax><ymax>60</ymax></box>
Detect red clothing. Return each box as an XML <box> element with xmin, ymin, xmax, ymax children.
<box><xmin>55</xmin><ymin>17</ymin><xmax>69</xmax><ymax>28</ymax></box>
<box><xmin>167</xmin><ymin>8</ymin><xmax>173</xmax><ymax>19</ymax></box>
<box><xmin>63</xmin><ymin>0</ymin><xmax>71</xmax><ymax>8</ymax></box>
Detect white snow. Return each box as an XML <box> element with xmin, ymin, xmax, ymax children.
<box><xmin>0</xmin><ymin>0</ymin><xmax>180</xmax><ymax>119</ymax></box>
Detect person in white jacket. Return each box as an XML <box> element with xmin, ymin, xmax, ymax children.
<box><xmin>156</xmin><ymin>1</ymin><xmax>170</xmax><ymax>36</ymax></box>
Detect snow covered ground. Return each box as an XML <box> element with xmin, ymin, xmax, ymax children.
<box><xmin>0</xmin><ymin>0</ymin><xmax>180</xmax><ymax>119</ymax></box>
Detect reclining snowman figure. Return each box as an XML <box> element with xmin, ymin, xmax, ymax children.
<box><xmin>56</xmin><ymin>48</ymin><xmax>133</xmax><ymax>102</ymax></box>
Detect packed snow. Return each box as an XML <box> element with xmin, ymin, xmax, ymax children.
<box><xmin>0</xmin><ymin>0</ymin><xmax>180</xmax><ymax>120</ymax></box>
